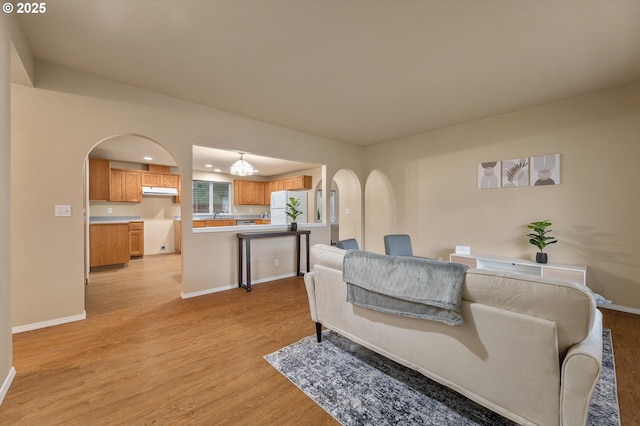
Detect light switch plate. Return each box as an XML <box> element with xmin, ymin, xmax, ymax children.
<box><xmin>55</xmin><ymin>205</ymin><xmax>72</xmax><ymax>217</ymax></box>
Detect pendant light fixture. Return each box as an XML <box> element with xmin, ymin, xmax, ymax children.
<box><xmin>230</xmin><ymin>153</ymin><xmax>254</xmax><ymax>176</ymax></box>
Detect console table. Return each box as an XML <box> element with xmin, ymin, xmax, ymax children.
<box><xmin>450</xmin><ymin>253</ymin><xmax>587</xmax><ymax>286</ymax></box>
<box><xmin>237</xmin><ymin>230</ymin><xmax>311</xmax><ymax>292</ymax></box>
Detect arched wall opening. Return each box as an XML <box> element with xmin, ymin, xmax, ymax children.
<box><xmin>331</xmin><ymin>169</ymin><xmax>363</xmax><ymax>248</ymax></box>
<box><xmin>364</xmin><ymin>169</ymin><xmax>395</xmax><ymax>254</ymax></box>
<box><xmin>84</xmin><ymin>134</ymin><xmax>183</xmax><ymax>310</ymax></box>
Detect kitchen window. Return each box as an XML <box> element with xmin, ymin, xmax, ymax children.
<box><xmin>193</xmin><ymin>180</ymin><xmax>230</xmax><ymax>215</ymax></box>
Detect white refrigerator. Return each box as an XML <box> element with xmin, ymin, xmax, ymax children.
<box><xmin>270</xmin><ymin>190</ymin><xmax>308</xmax><ymax>225</ymax></box>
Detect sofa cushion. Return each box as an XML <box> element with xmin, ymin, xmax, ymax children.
<box><xmin>310</xmin><ymin>243</ymin><xmax>345</xmax><ymax>271</ymax></box>
<box><xmin>462</xmin><ymin>269</ymin><xmax>597</xmax><ymax>355</ymax></box>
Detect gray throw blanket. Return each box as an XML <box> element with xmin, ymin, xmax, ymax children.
<box><xmin>343</xmin><ymin>250</ymin><xmax>468</xmax><ymax>326</ymax></box>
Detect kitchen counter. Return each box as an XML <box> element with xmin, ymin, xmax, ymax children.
<box><xmin>90</xmin><ymin>216</ymin><xmax>141</xmax><ymax>224</ymax></box>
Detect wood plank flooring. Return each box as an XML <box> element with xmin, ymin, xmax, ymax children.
<box><xmin>0</xmin><ymin>253</ymin><xmax>638</xmax><ymax>425</ymax></box>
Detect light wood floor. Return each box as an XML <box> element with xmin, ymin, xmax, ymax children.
<box><xmin>0</xmin><ymin>254</ymin><xmax>638</xmax><ymax>425</ymax></box>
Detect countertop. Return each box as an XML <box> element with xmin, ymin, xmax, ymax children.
<box><xmin>90</xmin><ymin>216</ymin><xmax>141</xmax><ymax>224</ymax></box>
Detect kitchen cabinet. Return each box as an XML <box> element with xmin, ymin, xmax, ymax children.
<box><xmin>174</xmin><ymin>176</ymin><xmax>181</xmax><ymax>204</ymax></box>
<box><xmin>148</xmin><ymin>164</ymin><xmax>170</xmax><ymax>173</ymax></box>
<box><xmin>90</xmin><ymin>223</ymin><xmax>130</xmax><ymax>268</ymax></box>
<box><xmin>282</xmin><ymin>175</ymin><xmax>312</xmax><ymax>190</ymax></box>
<box><xmin>110</xmin><ymin>169</ymin><xmax>142</xmax><ymax>203</ymax></box>
<box><xmin>88</xmin><ymin>158</ymin><xmax>111</xmax><ymax>201</ymax></box>
<box><xmin>234</xmin><ymin>180</ymin><xmax>266</xmax><ymax>205</ymax></box>
<box><xmin>141</xmin><ymin>172</ymin><xmax>179</xmax><ymax>189</ymax></box>
<box><xmin>161</xmin><ymin>174</ymin><xmax>179</xmax><ymax>188</ymax></box>
<box><xmin>129</xmin><ymin>221</ymin><xmax>144</xmax><ymax>257</ymax></box>
<box><xmin>206</xmin><ymin>220</ymin><xmax>237</xmax><ymax>227</ymax></box>
<box><xmin>141</xmin><ymin>172</ymin><xmax>162</xmax><ymax>186</ymax></box>
<box><xmin>264</xmin><ymin>180</ymin><xmax>284</xmax><ymax>204</ymax></box>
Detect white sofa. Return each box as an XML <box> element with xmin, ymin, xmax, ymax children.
<box><xmin>303</xmin><ymin>244</ymin><xmax>603</xmax><ymax>426</ymax></box>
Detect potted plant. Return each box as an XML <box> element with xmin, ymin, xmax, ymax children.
<box><xmin>526</xmin><ymin>220</ymin><xmax>558</xmax><ymax>264</ymax></box>
<box><xmin>286</xmin><ymin>196</ymin><xmax>302</xmax><ymax>231</ymax></box>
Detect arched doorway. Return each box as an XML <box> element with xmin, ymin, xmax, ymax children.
<box><xmin>330</xmin><ymin>169</ymin><xmax>363</xmax><ymax>248</ymax></box>
<box><xmin>84</xmin><ymin>134</ymin><xmax>183</xmax><ymax>311</ymax></box>
<box><xmin>364</xmin><ymin>170</ymin><xmax>395</xmax><ymax>254</ymax></box>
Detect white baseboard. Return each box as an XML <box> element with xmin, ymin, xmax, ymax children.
<box><xmin>181</xmin><ymin>273</ymin><xmax>298</xmax><ymax>299</ymax></box>
<box><xmin>0</xmin><ymin>367</ymin><xmax>16</xmax><ymax>405</ymax></box>
<box><xmin>601</xmin><ymin>304</ymin><xmax>640</xmax><ymax>316</ymax></box>
<box><xmin>12</xmin><ymin>311</ymin><xmax>87</xmax><ymax>334</ymax></box>
<box><xmin>181</xmin><ymin>284</ymin><xmax>237</xmax><ymax>299</ymax></box>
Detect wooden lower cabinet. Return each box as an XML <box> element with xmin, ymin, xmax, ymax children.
<box><xmin>90</xmin><ymin>223</ymin><xmax>130</xmax><ymax>268</ymax></box>
<box><xmin>129</xmin><ymin>221</ymin><xmax>144</xmax><ymax>257</ymax></box>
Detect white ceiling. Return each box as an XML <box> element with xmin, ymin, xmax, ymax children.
<box><xmin>16</xmin><ymin>0</ymin><xmax>640</xmax><ymax>147</ymax></box>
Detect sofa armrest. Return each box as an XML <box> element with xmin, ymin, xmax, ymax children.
<box><xmin>304</xmin><ymin>271</ymin><xmax>318</xmax><ymax>322</ymax></box>
<box><xmin>560</xmin><ymin>309</ymin><xmax>603</xmax><ymax>426</ymax></box>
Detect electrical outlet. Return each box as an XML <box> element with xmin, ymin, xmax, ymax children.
<box><xmin>107</xmin><ymin>207</ymin><xmax>113</xmax><ymax>214</ymax></box>
<box><xmin>275</xmin><ymin>258</ymin><xmax>280</xmax><ymax>267</ymax></box>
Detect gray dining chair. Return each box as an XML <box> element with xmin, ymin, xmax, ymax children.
<box><xmin>383</xmin><ymin>234</ymin><xmax>413</xmax><ymax>256</ymax></box>
<box><xmin>336</xmin><ymin>238</ymin><xmax>359</xmax><ymax>250</ymax></box>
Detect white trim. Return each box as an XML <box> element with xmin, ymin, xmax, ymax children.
<box><xmin>180</xmin><ymin>273</ymin><xmax>298</xmax><ymax>299</ymax></box>
<box><xmin>181</xmin><ymin>284</ymin><xmax>237</xmax><ymax>299</ymax></box>
<box><xmin>601</xmin><ymin>304</ymin><xmax>640</xmax><ymax>316</ymax></box>
<box><xmin>12</xmin><ymin>311</ymin><xmax>87</xmax><ymax>334</ymax></box>
<box><xmin>0</xmin><ymin>367</ymin><xmax>16</xmax><ymax>405</ymax></box>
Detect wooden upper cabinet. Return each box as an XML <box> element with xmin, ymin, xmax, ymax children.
<box><xmin>147</xmin><ymin>164</ymin><xmax>170</xmax><ymax>173</ymax></box>
<box><xmin>110</xmin><ymin>169</ymin><xmax>142</xmax><ymax>203</ymax></box>
<box><xmin>282</xmin><ymin>175</ymin><xmax>312</xmax><ymax>190</ymax></box>
<box><xmin>109</xmin><ymin>169</ymin><xmax>126</xmax><ymax>202</ymax></box>
<box><xmin>141</xmin><ymin>172</ymin><xmax>162</xmax><ymax>187</ymax></box>
<box><xmin>141</xmin><ymin>172</ymin><xmax>179</xmax><ymax>188</ymax></box>
<box><xmin>88</xmin><ymin>158</ymin><xmax>111</xmax><ymax>201</ymax></box>
<box><xmin>235</xmin><ymin>176</ymin><xmax>311</xmax><ymax>205</ymax></box>
<box><xmin>174</xmin><ymin>175</ymin><xmax>181</xmax><ymax>204</ymax></box>
<box><xmin>125</xmin><ymin>171</ymin><xmax>142</xmax><ymax>202</ymax></box>
<box><xmin>90</xmin><ymin>160</ymin><xmax>179</xmax><ymax>204</ymax></box>
<box><xmin>234</xmin><ymin>180</ymin><xmax>266</xmax><ymax>205</ymax></box>
<box><xmin>161</xmin><ymin>174</ymin><xmax>179</xmax><ymax>188</ymax></box>
<box><xmin>264</xmin><ymin>180</ymin><xmax>284</xmax><ymax>204</ymax></box>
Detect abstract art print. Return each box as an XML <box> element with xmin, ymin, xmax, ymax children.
<box><xmin>478</xmin><ymin>161</ymin><xmax>501</xmax><ymax>189</ymax></box>
<box><xmin>502</xmin><ymin>158</ymin><xmax>529</xmax><ymax>188</ymax></box>
<box><xmin>530</xmin><ymin>154</ymin><xmax>561</xmax><ymax>185</ymax></box>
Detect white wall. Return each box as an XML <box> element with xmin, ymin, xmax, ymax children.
<box><xmin>0</xmin><ymin>12</ymin><xmax>14</xmax><ymax>402</ymax></box>
<box><xmin>365</xmin><ymin>82</ymin><xmax>640</xmax><ymax>311</ymax></box>
<box><xmin>10</xmin><ymin>62</ymin><xmax>363</xmax><ymax>328</ymax></box>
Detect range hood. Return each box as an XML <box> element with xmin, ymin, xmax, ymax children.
<box><xmin>142</xmin><ymin>186</ymin><xmax>178</xmax><ymax>196</ymax></box>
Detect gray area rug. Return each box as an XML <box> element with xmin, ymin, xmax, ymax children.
<box><xmin>265</xmin><ymin>329</ymin><xmax>619</xmax><ymax>425</ymax></box>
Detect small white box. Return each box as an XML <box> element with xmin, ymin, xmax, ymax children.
<box><xmin>455</xmin><ymin>245</ymin><xmax>471</xmax><ymax>255</ymax></box>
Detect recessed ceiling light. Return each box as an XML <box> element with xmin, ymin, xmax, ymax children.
<box><xmin>144</xmin><ymin>156</ymin><xmax>153</xmax><ymax>161</ymax></box>
<box><xmin>214</xmin><ymin>168</ymin><xmax>221</xmax><ymax>173</ymax></box>
<box><xmin>205</xmin><ymin>164</ymin><xmax>213</xmax><ymax>168</ymax></box>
